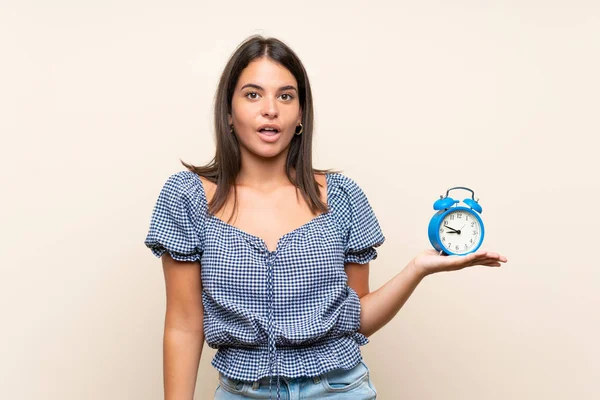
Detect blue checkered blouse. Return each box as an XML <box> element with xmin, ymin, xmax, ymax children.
<box><xmin>144</xmin><ymin>170</ymin><xmax>385</xmax><ymax>385</ymax></box>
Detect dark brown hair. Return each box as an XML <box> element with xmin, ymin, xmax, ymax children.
<box><xmin>181</xmin><ymin>35</ymin><xmax>335</xmax><ymax>222</ymax></box>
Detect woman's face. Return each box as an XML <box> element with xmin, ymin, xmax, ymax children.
<box><xmin>228</xmin><ymin>57</ymin><xmax>302</xmax><ymax>160</ymax></box>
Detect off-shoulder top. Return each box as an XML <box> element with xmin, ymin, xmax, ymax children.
<box><xmin>144</xmin><ymin>170</ymin><xmax>385</xmax><ymax>386</ymax></box>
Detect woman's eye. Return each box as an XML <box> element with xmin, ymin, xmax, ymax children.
<box><xmin>244</xmin><ymin>92</ymin><xmax>293</xmax><ymax>101</ymax></box>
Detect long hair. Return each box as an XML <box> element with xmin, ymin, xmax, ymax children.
<box><xmin>181</xmin><ymin>35</ymin><xmax>334</xmax><ymax>222</ymax></box>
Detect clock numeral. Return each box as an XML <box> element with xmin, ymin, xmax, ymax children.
<box><xmin>444</xmin><ymin>221</ymin><xmax>448</xmax><ymax>226</ymax></box>
<box><xmin>470</xmin><ymin>238</ymin><xmax>473</xmax><ymax>243</ymax></box>
<box><xmin>439</xmin><ymin>228</ymin><xmax>443</xmax><ymax>234</ymax></box>
<box><xmin>450</xmin><ymin>215</ymin><xmax>455</xmax><ymax>220</ymax></box>
<box><xmin>471</xmin><ymin>222</ymin><xmax>475</xmax><ymax>227</ymax></box>
<box><xmin>442</xmin><ymin>237</ymin><xmax>446</xmax><ymax>242</ymax></box>
<box><xmin>455</xmin><ymin>245</ymin><xmax>459</xmax><ymax>250</ymax></box>
<box><xmin>465</xmin><ymin>244</ymin><xmax>468</xmax><ymax>249</ymax></box>
<box><xmin>448</xmin><ymin>242</ymin><xmax>452</xmax><ymax>248</ymax></box>
<box><xmin>473</xmin><ymin>230</ymin><xmax>478</xmax><ymax>235</ymax></box>
<box><xmin>466</xmin><ymin>215</ymin><xmax>469</xmax><ymax>221</ymax></box>
<box><xmin>457</xmin><ymin>213</ymin><xmax>462</xmax><ymax>219</ymax></box>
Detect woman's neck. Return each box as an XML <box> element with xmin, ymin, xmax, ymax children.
<box><xmin>236</xmin><ymin>148</ymin><xmax>294</xmax><ymax>190</ymax></box>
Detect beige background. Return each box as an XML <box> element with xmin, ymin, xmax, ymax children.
<box><xmin>1</xmin><ymin>1</ymin><xmax>599</xmax><ymax>399</ymax></box>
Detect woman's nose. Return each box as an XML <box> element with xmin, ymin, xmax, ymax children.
<box><xmin>261</xmin><ymin>97</ymin><xmax>278</xmax><ymax>118</ymax></box>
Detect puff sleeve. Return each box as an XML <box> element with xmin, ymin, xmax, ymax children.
<box><xmin>330</xmin><ymin>174</ymin><xmax>386</xmax><ymax>264</ymax></box>
<box><xmin>143</xmin><ymin>171</ymin><xmax>206</xmax><ymax>262</ymax></box>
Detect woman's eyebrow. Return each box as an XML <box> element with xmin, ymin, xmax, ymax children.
<box><xmin>240</xmin><ymin>83</ymin><xmax>298</xmax><ymax>93</ymax></box>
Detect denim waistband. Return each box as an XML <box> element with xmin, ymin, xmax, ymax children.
<box><xmin>249</xmin><ymin>374</ymin><xmax>322</xmax><ymax>390</ymax></box>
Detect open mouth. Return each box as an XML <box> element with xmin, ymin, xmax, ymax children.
<box><xmin>256</xmin><ymin>126</ymin><xmax>282</xmax><ymax>143</ymax></box>
<box><xmin>256</xmin><ymin>124</ymin><xmax>282</xmax><ymax>142</ymax></box>
<box><xmin>258</xmin><ymin>128</ymin><xmax>280</xmax><ymax>135</ymax></box>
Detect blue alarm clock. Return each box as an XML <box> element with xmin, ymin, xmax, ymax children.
<box><xmin>428</xmin><ymin>187</ymin><xmax>485</xmax><ymax>256</ymax></box>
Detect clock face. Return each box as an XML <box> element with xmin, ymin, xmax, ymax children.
<box><xmin>438</xmin><ymin>209</ymin><xmax>481</xmax><ymax>255</ymax></box>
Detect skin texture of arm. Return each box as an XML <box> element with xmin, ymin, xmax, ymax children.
<box><xmin>345</xmin><ymin>261</ymin><xmax>425</xmax><ymax>338</ymax></box>
<box><xmin>346</xmin><ymin>250</ymin><xmax>507</xmax><ymax>338</ymax></box>
<box><xmin>162</xmin><ymin>253</ymin><xmax>205</xmax><ymax>400</ymax></box>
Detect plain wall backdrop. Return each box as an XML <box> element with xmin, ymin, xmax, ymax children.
<box><xmin>1</xmin><ymin>1</ymin><xmax>598</xmax><ymax>399</ymax></box>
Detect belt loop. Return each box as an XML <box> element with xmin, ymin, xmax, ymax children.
<box><xmin>312</xmin><ymin>375</ymin><xmax>321</xmax><ymax>384</ymax></box>
<box><xmin>252</xmin><ymin>380</ymin><xmax>260</xmax><ymax>390</ymax></box>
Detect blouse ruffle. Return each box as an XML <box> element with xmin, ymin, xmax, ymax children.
<box><xmin>211</xmin><ymin>333</ymin><xmax>369</xmax><ymax>382</ymax></box>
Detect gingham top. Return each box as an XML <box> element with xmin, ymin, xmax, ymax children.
<box><xmin>144</xmin><ymin>170</ymin><xmax>385</xmax><ymax>385</ymax></box>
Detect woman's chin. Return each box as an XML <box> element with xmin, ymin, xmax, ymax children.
<box><xmin>247</xmin><ymin>143</ymin><xmax>290</xmax><ymax>160</ymax></box>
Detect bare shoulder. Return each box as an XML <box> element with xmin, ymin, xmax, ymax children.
<box><xmin>314</xmin><ymin>172</ymin><xmax>327</xmax><ymax>187</ymax></box>
<box><xmin>314</xmin><ymin>172</ymin><xmax>329</xmax><ymax>203</ymax></box>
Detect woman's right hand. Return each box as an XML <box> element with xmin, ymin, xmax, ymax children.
<box><xmin>410</xmin><ymin>249</ymin><xmax>508</xmax><ymax>277</ymax></box>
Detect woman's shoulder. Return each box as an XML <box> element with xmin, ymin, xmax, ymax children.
<box><xmin>326</xmin><ymin>171</ymin><xmax>385</xmax><ymax>256</ymax></box>
<box><xmin>144</xmin><ymin>170</ymin><xmax>208</xmax><ymax>260</ymax></box>
<box><xmin>326</xmin><ymin>171</ymin><xmax>369</xmax><ymax>201</ymax></box>
<box><xmin>158</xmin><ymin>170</ymin><xmax>208</xmax><ymax>207</ymax></box>
<box><xmin>161</xmin><ymin>170</ymin><xmax>370</xmax><ymax>209</ymax></box>
<box><xmin>163</xmin><ymin>169</ymin><xmax>202</xmax><ymax>186</ymax></box>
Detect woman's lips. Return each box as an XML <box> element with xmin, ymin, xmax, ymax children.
<box><xmin>257</xmin><ymin>129</ymin><xmax>281</xmax><ymax>143</ymax></box>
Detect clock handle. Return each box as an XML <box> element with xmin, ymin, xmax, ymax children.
<box><xmin>444</xmin><ymin>186</ymin><xmax>477</xmax><ymax>200</ymax></box>
<box><xmin>441</xmin><ymin>187</ymin><xmax>483</xmax><ymax>213</ymax></box>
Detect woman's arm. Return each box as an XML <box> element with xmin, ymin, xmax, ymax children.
<box><xmin>346</xmin><ymin>250</ymin><xmax>507</xmax><ymax>338</ymax></box>
<box><xmin>346</xmin><ymin>260</ymin><xmax>425</xmax><ymax>338</ymax></box>
<box><xmin>162</xmin><ymin>253</ymin><xmax>205</xmax><ymax>400</ymax></box>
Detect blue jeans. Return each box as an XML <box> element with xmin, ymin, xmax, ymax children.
<box><xmin>213</xmin><ymin>360</ymin><xmax>377</xmax><ymax>399</ymax></box>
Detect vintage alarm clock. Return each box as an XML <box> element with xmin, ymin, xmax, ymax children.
<box><xmin>428</xmin><ymin>187</ymin><xmax>485</xmax><ymax>256</ymax></box>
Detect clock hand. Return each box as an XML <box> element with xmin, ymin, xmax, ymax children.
<box><xmin>446</xmin><ymin>231</ymin><xmax>458</xmax><ymax>234</ymax></box>
<box><xmin>446</xmin><ymin>226</ymin><xmax>462</xmax><ymax>234</ymax></box>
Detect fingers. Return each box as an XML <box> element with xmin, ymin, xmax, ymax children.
<box><xmin>465</xmin><ymin>252</ymin><xmax>490</xmax><ymax>265</ymax></box>
<box><xmin>419</xmin><ymin>249</ymin><xmax>508</xmax><ymax>270</ymax></box>
<box><xmin>483</xmin><ymin>251</ymin><xmax>508</xmax><ymax>262</ymax></box>
<box><xmin>471</xmin><ymin>250</ymin><xmax>508</xmax><ymax>263</ymax></box>
<box><xmin>471</xmin><ymin>256</ymin><xmax>505</xmax><ymax>267</ymax></box>
<box><xmin>478</xmin><ymin>261</ymin><xmax>502</xmax><ymax>267</ymax></box>
<box><xmin>455</xmin><ymin>251</ymin><xmax>506</xmax><ymax>269</ymax></box>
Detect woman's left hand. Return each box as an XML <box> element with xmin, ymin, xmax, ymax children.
<box><xmin>411</xmin><ymin>249</ymin><xmax>508</xmax><ymax>277</ymax></box>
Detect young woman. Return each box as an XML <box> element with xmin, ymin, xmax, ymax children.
<box><xmin>144</xmin><ymin>35</ymin><xmax>507</xmax><ymax>400</ymax></box>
